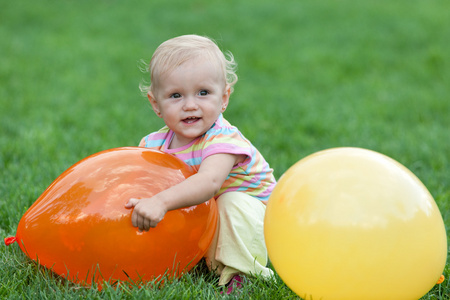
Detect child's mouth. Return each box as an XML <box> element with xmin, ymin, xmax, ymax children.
<box><xmin>183</xmin><ymin>117</ymin><xmax>200</xmax><ymax>124</ymax></box>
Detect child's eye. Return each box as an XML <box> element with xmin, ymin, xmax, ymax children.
<box><xmin>170</xmin><ymin>93</ymin><xmax>182</xmax><ymax>99</ymax></box>
<box><xmin>198</xmin><ymin>90</ymin><xmax>209</xmax><ymax>96</ymax></box>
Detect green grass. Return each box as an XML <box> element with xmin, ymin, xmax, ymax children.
<box><xmin>1</xmin><ymin>0</ymin><xmax>449</xmax><ymax>299</ymax></box>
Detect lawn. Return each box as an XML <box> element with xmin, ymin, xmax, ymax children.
<box><xmin>1</xmin><ymin>0</ymin><xmax>449</xmax><ymax>299</ymax></box>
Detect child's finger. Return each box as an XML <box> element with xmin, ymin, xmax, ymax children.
<box><xmin>131</xmin><ymin>209</ymin><xmax>139</xmax><ymax>228</ymax></box>
<box><xmin>137</xmin><ymin>214</ymin><xmax>145</xmax><ymax>232</ymax></box>
<box><xmin>144</xmin><ymin>218</ymin><xmax>151</xmax><ymax>231</ymax></box>
<box><xmin>125</xmin><ymin>198</ymin><xmax>139</xmax><ymax>208</ymax></box>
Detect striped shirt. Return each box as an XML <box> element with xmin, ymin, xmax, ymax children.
<box><xmin>139</xmin><ymin>114</ymin><xmax>276</xmax><ymax>202</ymax></box>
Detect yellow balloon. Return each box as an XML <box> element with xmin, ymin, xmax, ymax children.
<box><xmin>265</xmin><ymin>147</ymin><xmax>447</xmax><ymax>300</ymax></box>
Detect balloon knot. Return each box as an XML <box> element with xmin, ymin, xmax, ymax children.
<box><xmin>4</xmin><ymin>236</ymin><xmax>17</xmax><ymax>246</ymax></box>
<box><xmin>436</xmin><ymin>275</ymin><xmax>445</xmax><ymax>285</ymax></box>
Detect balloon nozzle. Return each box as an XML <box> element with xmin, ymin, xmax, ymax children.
<box><xmin>4</xmin><ymin>236</ymin><xmax>17</xmax><ymax>246</ymax></box>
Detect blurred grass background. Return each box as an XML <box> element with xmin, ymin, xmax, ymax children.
<box><xmin>1</xmin><ymin>0</ymin><xmax>449</xmax><ymax>298</ymax></box>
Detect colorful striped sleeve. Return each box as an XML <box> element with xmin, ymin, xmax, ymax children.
<box><xmin>139</xmin><ymin>126</ymin><xmax>170</xmax><ymax>149</ymax></box>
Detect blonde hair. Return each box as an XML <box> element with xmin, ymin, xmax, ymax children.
<box><xmin>140</xmin><ymin>35</ymin><xmax>238</xmax><ymax>95</ymax></box>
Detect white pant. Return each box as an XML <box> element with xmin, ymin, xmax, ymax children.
<box><xmin>205</xmin><ymin>192</ymin><xmax>274</xmax><ymax>285</ymax></box>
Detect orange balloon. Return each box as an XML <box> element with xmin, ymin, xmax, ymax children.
<box><xmin>14</xmin><ymin>147</ymin><xmax>217</xmax><ymax>286</ymax></box>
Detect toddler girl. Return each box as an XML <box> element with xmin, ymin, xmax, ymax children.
<box><xmin>125</xmin><ymin>34</ymin><xmax>276</xmax><ymax>291</ymax></box>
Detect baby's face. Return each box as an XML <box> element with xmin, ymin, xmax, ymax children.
<box><xmin>149</xmin><ymin>58</ymin><xmax>230</xmax><ymax>148</ymax></box>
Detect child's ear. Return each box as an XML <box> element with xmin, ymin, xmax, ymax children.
<box><xmin>148</xmin><ymin>92</ymin><xmax>162</xmax><ymax>118</ymax></box>
<box><xmin>221</xmin><ymin>86</ymin><xmax>231</xmax><ymax>112</ymax></box>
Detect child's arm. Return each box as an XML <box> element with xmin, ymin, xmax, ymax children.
<box><xmin>125</xmin><ymin>153</ymin><xmax>243</xmax><ymax>232</ymax></box>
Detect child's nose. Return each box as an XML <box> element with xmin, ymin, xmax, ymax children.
<box><xmin>183</xmin><ymin>96</ymin><xmax>198</xmax><ymax>110</ymax></box>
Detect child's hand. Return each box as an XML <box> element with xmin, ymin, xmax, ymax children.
<box><xmin>125</xmin><ymin>197</ymin><xmax>168</xmax><ymax>232</ymax></box>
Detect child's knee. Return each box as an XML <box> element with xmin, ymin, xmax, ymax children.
<box><xmin>215</xmin><ymin>192</ymin><xmax>266</xmax><ymax>236</ymax></box>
